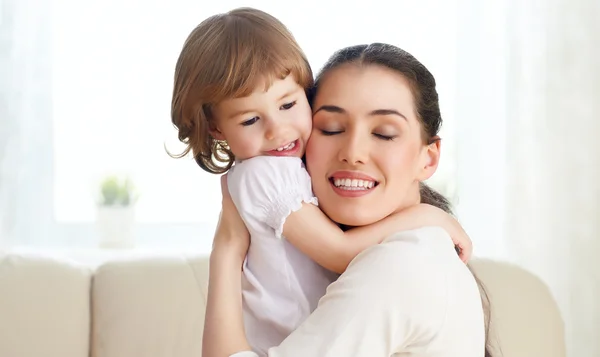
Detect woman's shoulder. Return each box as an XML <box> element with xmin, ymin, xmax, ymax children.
<box><xmin>383</xmin><ymin>226</ymin><xmax>456</xmax><ymax>257</ymax></box>
<box><xmin>341</xmin><ymin>226</ymin><xmax>482</xmax><ymax>338</ymax></box>
<box><xmin>332</xmin><ymin>227</ymin><xmax>473</xmax><ymax>340</ymax></box>
<box><xmin>353</xmin><ymin>226</ymin><xmax>471</xmax><ymax>292</ymax></box>
<box><xmin>381</xmin><ymin>229</ymin><xmax>486</xmax><ymax>352</ymax></box>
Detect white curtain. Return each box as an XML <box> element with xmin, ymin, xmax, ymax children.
<box><xmin>454</xmin><ymin>0</ymin><xmax>600</xmax><ymax>355</ymax></box>
<box><xmin>0</xmin><ymin>0</ymin><xmax>54</xmax><ymax>248</ymax></box>
<box><xmin>505</xmin><ymin>0</ymin><xmax>600</xmax><ymax>355</ymax></box>
<box><xmin>455</xmin><ymin>0</ymin><xmax>600</xmax><ymax>354</ymax></box>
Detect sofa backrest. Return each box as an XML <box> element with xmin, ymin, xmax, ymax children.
<box><xmin>91</xmin><ymin>255</ymin><xmax>209</xmax><ymax>357</ymax></box>
<box><xmin>0</xmin><ymin>252</ymin><xmax>565</xmax><ymax>357</ymax></box>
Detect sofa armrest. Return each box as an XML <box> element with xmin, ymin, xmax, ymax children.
<box><xmin>470</xmin><ymin>258</ymin><xmax>566</xmax><ymax>357</ymax></box>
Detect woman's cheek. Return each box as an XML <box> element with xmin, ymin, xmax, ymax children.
<box><xmin>305</xmin><ymin>130</ymin><xmax>319</xmax><ymax>158</ymax></box>
<box><xmin>304</xmin><ymin>134</ymin><xmax>318</xmax><ymax>173</ymax></box>
<box><xmin>380</xmin><ymin>142</ymin><xmax>421</xmax><ymax>180</ymax></box>
<box><xmin>305</xmin><ymin>134</ymin><xmax>328</xmax><ymax>175</ymax></box>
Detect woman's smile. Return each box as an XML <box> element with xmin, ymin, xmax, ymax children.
<box><xmin>328</xmin><ymin>170</ymin><xmax>379</xmax><ymax>197</ymax></box>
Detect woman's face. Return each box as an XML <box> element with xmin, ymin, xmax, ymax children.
<box><xmin>305</xmin><ymin>64</ymin><xmax>440</xmax><ymax>227</ymax></box>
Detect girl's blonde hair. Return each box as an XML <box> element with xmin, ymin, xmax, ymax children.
<box><xmin>170</xmin><ymin>7</ymin><xmax>313</xmax><ymax>174</ymax></box>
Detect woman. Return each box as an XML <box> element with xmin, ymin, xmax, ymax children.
<box><xmin>206</xmin><ymin>43</ymin><xmax>489</xmax><ymax>356</ymax></box>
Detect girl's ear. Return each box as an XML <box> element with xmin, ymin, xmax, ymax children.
<box><xmin>208</xmin><ymin>120</ymin><xmax>225</xmax><ymax>141</ymax></box>
<box><xmin>209</xmin><ymin>128</ymin><xmax>225</xmax><ymax>141</ymax></box>
<box><xmin>417</xmin><ymin>136</ymin><xmax>441</xmax><ymax>181</ymax></box>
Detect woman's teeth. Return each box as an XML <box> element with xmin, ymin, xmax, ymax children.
<box><xmin>276</xmin><ymin>141</ymin><xmax>296</xmax><ymax>151</ymax></box>
<box><xmin>333</xmin><ymin>178</ymin><xmax>375</xmax><ymax>190</ymax></box>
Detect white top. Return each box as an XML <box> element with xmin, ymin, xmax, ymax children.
<box><xmin>230</xmin><ymin>227</ymin><xmax>486</xmax><ymax>357</ymax></box>
<box><xmin>227</xmin><ymin>156</ymin><xmax>339</xmax><ymax>356</ymax></box>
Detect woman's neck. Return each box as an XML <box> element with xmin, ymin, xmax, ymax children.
<box><xmin>393</xmin><ymin>184</ymin><xmax>422</xmax><ymax>213</ymax></box>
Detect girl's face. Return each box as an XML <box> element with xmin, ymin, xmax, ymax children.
<box><xmin>306</xmin><ymin>64</ymin><xmax>441</xmax><ymax>227</ymax></box>
<box><xmin>211</xmin><ymin>75</ymin><xmax>312</xmax><ymax>160</ymax></box>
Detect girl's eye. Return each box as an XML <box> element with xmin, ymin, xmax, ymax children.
<box><xmin>319</xmin><ymin>130</ymin><xmax>343</xmax><ymax>136</ymax></box>
<box><xmin>373</xmin><ymin>133</ymin><xmax>397</xmax><ymax>141</ymax></box>
<box><xmin>280</xmin><ymin>101</ymin><xmax>297</xmax><ymax>110</ymax></box>
<box><xmin>241</xmin><ymin>117</ymin><xmax>259</xmax><ymax>126</ymax></box>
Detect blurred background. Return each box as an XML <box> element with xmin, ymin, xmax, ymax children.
<box><xmin>1</xmin><ymin>0</ymin><xmax>598</xmax><ymax>355</ymax></box>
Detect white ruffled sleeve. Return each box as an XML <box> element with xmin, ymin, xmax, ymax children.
<box><xmin>227</xmin><ymin>156</ymin><xmax>317</xmax><ymax>238</ymax></box>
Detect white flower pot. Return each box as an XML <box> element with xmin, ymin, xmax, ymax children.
<box><xmin>96</xmin><ymin>205</ymin><xmax>136</xmax><ymax>249</ymax></box>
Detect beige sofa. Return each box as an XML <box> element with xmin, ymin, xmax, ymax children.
<box><xmin>0</xmin><ymin>251</ymin><xmax>566</xmax><ymax>357</ymax></box>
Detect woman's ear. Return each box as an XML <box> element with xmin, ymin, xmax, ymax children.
<box><xmin>417</xmin><ymin>136</ymin><xmax>441</xmax><ymax>181</ymax></box>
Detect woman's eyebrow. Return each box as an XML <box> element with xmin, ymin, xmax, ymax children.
<box><xmin>313</xmin><ymin>105</ymin><xmax>345</xmax><ymax>114</ymax></box>
<box><xmin>314</xmin><ymin>105</ymin><xmax>407</xmax><ymax>120</ymax></box>
<box><xmin>369</xmin><ymin>109</ymin><xmax>407</xmax><ymax>121</ymax></box>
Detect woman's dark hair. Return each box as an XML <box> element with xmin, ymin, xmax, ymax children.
<box><xmin>311</xmin><ymin>43</ymin><xmax>494</xmax><ymax>357</ymax></box>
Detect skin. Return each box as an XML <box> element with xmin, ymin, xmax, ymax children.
<box><xmin>307</xmin><ymin>63</ymin><xmax>440</xmax><ymax>227</ymax></box>
<box><xmin>209</xmin><ymin>70</ymin><xmax>468</xmax><ymax>276</ymax></box>
<box><xmin>210</xmin><ymin>75</ymin><xmax>312</xmax><ymax>160</ymax></box>
<box><xmin>203</xmin><ymin>63</ymin><xmax>452</xmax><ymax>357</ymax></box>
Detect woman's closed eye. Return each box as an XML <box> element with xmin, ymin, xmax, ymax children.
<box><xmin>280</xmin><ymin>101</ymin><xmax>297</xmax><ymax>110</ymax></box>
<box><xmin>319</xmin><ymin>129</ymin><xmax>397</xmax><ymax>141</ymax></box>
<box><xmin>241</xmin><ymin>116</ymin><xmax>259</xmax><ymax>126</ymax></box>
<box><xmin>319</xmin><ymin>129</ymin><xmax>342</xmax><ymax>136</ymax></box>
<box><xmin>373</xmin><ymin>133</ymin><xmax>397</xmax><ymax>141</ymax></box>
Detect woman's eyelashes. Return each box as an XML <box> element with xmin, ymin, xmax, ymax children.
<box><xmin>318</xmin><ymin>128</ymin><xmax>398</xmax><ymax>141</ymax></box>
<box><xmin>319</xmin><ymin>129</ymin><xmax>342</xmax><ymax>136</ymax></box>
<box><xmin>373</xmin><ymin>133</ymin><xmax>397</xmax><ymax>141</ymax></box>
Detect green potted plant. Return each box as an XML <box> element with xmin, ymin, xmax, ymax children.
<box><xmin>96</xmin><ymin>175</ymin><xmax>138</xmax><ymax>248</ymax></box>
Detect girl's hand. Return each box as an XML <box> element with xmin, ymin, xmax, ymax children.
<box><xmin>438</xmin><ymin>211</ymin><xmax>472</xmax><ymax>263</ymax></box>
<box><xmin>388</xmin><ymin>204</ymin><xmax>473</xmax><ymax>263</ymax></box>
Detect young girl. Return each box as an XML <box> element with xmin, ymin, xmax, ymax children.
<box><xmin>170</xmin><ymin>8</ymin><xmax>472</xmax><ymax>356</ymax></box>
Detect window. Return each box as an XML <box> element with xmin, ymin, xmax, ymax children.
<box><xmin>6</xmin><ymin>0</ymin><xmax>466</xmax><ymax>251</ymax></box>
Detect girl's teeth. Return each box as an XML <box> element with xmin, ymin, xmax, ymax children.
<box><xmin>333</xmin><ymin>178</ymin><xmax>376</xmax><ymax>190</ymax></box>
<box><xmin>276</xmin><ymin>141</ymin><xmax>296</xmax><ymax>151</ymax></box>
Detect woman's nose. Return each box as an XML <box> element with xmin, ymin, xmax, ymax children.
<box><xmin>338</xmin><ymin>131</ymin><xmax>369</xmax><ymax>165</ymax></box>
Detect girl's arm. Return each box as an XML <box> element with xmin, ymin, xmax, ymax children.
<box><xmin>202</xmin><ymin>176</ymin><xmax>251</xmax><ymax>357</ymax></box>
<box><xmin>227</xmin><ymin>156</ymin><xmax>470</xmax><ymax>275</ymax></box>
<box><xmin>283</xmin><ymin>203</ymin><xmax>471</xmax><ymax>274</ymax></box>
